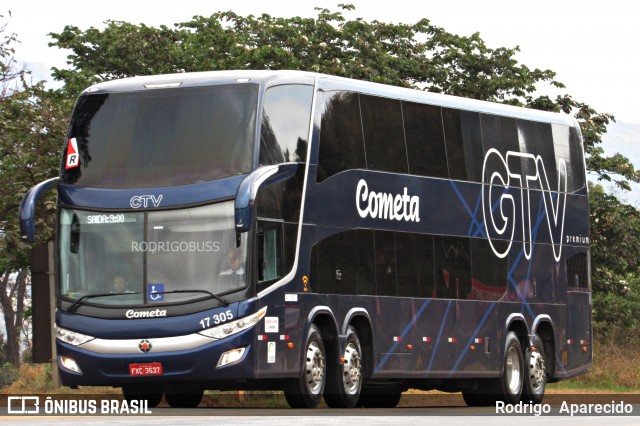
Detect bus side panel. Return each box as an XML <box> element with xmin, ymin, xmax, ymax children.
<box><xmin>369</xmin><ymin>296</ymin><xmax>414</xmax><ymax>375</ymax></box>
<box><xmin>566</xmin><ymin>291</ymin><xmax>592</xmax><ymax>375</ymax></box>
<box><xmin>449</xmin><ymin>300</ymin><xmax>499</xmax><ymax>376</ymax></box>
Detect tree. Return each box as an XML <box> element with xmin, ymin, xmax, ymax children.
<box><xmin>48</xmin><ymin>5</ymin><xmax>639</xmax><ymax>191</ymax></box>
<box><xmin>589</xmin><ymin>183</ymin><xmax>640</xmax><ymax>341</ymax></box>
<box><xmin>0</xmin><ymin>4</ymin><xmax>633</xmax><ymax>353</ymax></box>
<box><xmin>0</xmin><ymin>13</ymin><xmax>69</xmax><ymax>366</ymax></box>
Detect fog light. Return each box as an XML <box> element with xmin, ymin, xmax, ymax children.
<box><xmin>59</xmin><ymin>356</ymin><xmax>82</xmax><ymax>374</ymax></box>
<box><xmin>217</xmin><ymin>347</ymin><xmax>246</xmax><ymax>368</ymax></box>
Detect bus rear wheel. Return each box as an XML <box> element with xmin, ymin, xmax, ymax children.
<box><xmin>324</xmin><ymin>325</ymin><xmax>363</xmax><ymax>408</ymax></box>
<box><xmin>122</xmin><ymin>383</ymin><xmax>164</xmax><ymax>408</ymax></box>
<box><xmin>357</xmin><ymin>383</ymin><xmax>403</xmax><ymax>408</ymax></box>
<box><xmin>461</xmin><ymin>380</ymin><xmax>494</xmax><ymax>407</ymax></box>
<box><xmin>522</xmin><ymin>336</ymin><xmax>546</xmax><ymax>404</ymax></box>
<box><xmin>284</xmin><ymin>323</ymin><xmax>326</xmax><ymax>408</ymax></box>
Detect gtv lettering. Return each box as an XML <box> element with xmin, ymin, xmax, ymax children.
<box><xmin>130</xmin><ymin>195</ymin><xmax>163</xmax><ymax>208</ymax></box>
<box><xmin>482</xmin><ymin>149</ymin><xmax>567</xmax><ymax>261</ymax></box>
<box><xmin>356</xmin><ymin>179</ymin><xmax>420</xmax><ymax>223</ymax></box>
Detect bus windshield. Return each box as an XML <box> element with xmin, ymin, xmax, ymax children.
<box><xmin>59</xmin><ymin>201</ymin><xmax>247</xmax><ymax>306</ymax></box>
<box><xmin>60</xmin><ymin>84</ymin><xmax>258</xmax><ymax>188</ymax></box>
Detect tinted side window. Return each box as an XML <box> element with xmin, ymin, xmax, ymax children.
<box><xmin>396</xmin><ymin>233</ymin><xmax>435</xmax><ymax>297</ymax></box>
<box><xmin>314</xmin><ymin>230</ymin><xmax>374</xmax><ymax>295</ymax></box>
<box><xmin>566</xmin><ymin>252</ymin><xmax>589</xmax><ymax>289</ymax></box>
<box><xmin>481</xmin><ymin>114</ymin><xmax>519</xmax><ymax>154</ymax></box>
<box><xmin>552</xmin><ymin>125</ymin><xmax>586</xmax><ymax>192</ymax></box>
<box><xmin>517</xmin><ymin>120</ymin><xmax>557</xmax><ymax>190</ymax></box>
<box><xmin>480</xmin><ymin>114</ymin><xmax>520</xmax><ymax>184</ymax></box>
<box><xmin>569</xmin><ymin>127</ymin><xmax>586</xmax><ymax>190</ymax></box>
<box><xmin>434</xmin><ymin>236</ymin><xmax>471</xmax><ymax>299</ymax></box>
<box><xmin>360</xmin><ymin>95</ymin><xmax>408</xmax><ymax>174</ymax></box>
<box><xmin>469</xmin><ymin>238</ymin><xmax>507</xmax><ymax>301</ymax></box>
<box><xmin>403</xmin><ymin>102</ymin><xmax>448</xmax><ymax>178</ymax></box>
<box><xmin>317</xmin><ymin>92</ymin><xmax>366</xmax><ymax>182</ymax></box>
<box><xmin>443</xmin><ymin>109</ymin><xmax>483</xmax><ymax>182</ymax></box>
<box><xmin>260</xmin><ymin>85</ymin><xmax>313</xmax><ymax>166</ymax></box>
<box><xmin>374</xmin><ymin>231</ymin><xmax>397</xmax><ymax>296</ymax></box>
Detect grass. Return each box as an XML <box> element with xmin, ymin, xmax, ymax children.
<box><xmin>2</xmin><ymin>340</ymin><xmax>639</xmax><ymax>397</ymax></box>
<box><xmin>547</xmin><ymin>340</ymin><xmax>640</xmax><ymax>392</ymax></box>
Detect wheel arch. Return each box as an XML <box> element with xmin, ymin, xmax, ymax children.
<box><xmin>504</xmin><ymin>313</ymin><xmax>529</xmax><ymax>354</ymax></box>
<box><xmin>532</xmin><ymin>315</ymin><xmax>556</xmax><ymax>379</ymax></box>
<box><xmin>343</xmin><ymin>308</ymin><xmax>374</xmax><ymax>379</ymax></box>
<box><xmin>307</xmin><ymin>306</ymin><xmax>339</xmax><ymax>345</ymax></box>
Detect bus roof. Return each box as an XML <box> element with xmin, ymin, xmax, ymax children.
<box><xmin>84</xmin><ymin>70</ymin><xmax>576</xmax><ymax>127</ymax></box>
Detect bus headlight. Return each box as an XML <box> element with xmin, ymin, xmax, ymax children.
<box><xmin>59</xmin><ymin>356</ymin><xmax>83</xmax><ymax>374</ymax></box>
<box><xmin>217</xmin><ymin>347</ymin><xmax>247</xmax><ymax>368</ymax></box>
<box><xmin>55</xmin><ymin>325</ymin><xmax>95</xmax><ymax>346</ymax></box>
<box><xmin>198</xmin><ymin>306</ymin><xmax>267</xmax><ymax>340</ymax></box>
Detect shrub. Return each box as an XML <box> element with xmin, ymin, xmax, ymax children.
<box><xmin>0</xmin><ymin>362</ymin><xmax>19</xmax><ymax>389</ymax></box>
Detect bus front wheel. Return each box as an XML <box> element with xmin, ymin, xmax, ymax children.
<box><xmin>324</xmin><ymin>325</ymin><xmax>363</xmax><ymax>408</ymax></box>
<box><xmin>284</xmin><ymin>323</ymin><xmax>326</xmax><ymax>408</ymax></box>
<box><xmin>164</xmin><ymin>383</ymin><xmax>204</xmax><ymax>408</ymax></box>
<box><xmin>122</xmin><ymin>383</ymin><xmax>164</xmax><ymax>408</ymax></box>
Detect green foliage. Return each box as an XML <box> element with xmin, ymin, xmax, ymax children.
<box><xmin>589</xmin><ymin>183</ymin><xmax>640</xmax><ymax>342</ymax></box>
<box><xmin>589</xmin><ymin>183</ymin><xmax>640</xmax><ymax>291</ymax></box>
<box><xmin>1</xmin><ymin>14</ymin><xmax>72</xmax><ymax>367</ymax></box>
<box><xmin>0</xmin><ymin>83</ymin><xmax>68</xmax><ymax>269</ymax></box>
<box><xmin>0</xmin><ymin>362</ymin><xmax>19</xmax><ymax>389</ymax></box>
<box><xmin>47</xmin><ymin>5</ymin><xmax>637</xmax><ymax>191</ymax></box>
<box><xmin>2</xmin><ymin>4</ymin><xmax>639</xmax><ymax>358</ymax></box>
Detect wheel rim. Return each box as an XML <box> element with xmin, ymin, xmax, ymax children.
<box><xmin>342</xmin><ymin>342</ymin><xmax>362</xmax><ymax>395</ymax></box>
<box><xmin>305</xmin><ymin>340</ymin><xmax>325</xmax><ymax>395</ymax></box>
<box><xmin>505</xmin><ymin>346</ymin><xmax>522</xmax><ymax>394</ymax></box>
<box><xmin>528</xmin><ymin>350</ymin><xmax>546</xmax><ymax>391</ymax></box>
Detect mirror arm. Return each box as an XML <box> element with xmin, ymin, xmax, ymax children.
<box><xmin>234</xmin><ymin>163</ymin><xmax>299</xmax><ymax>233</ymax></box>
<box><xmin>19</xmin><ymin>177</ymin><xmax>59</xmax><ymax>243</ymax></box>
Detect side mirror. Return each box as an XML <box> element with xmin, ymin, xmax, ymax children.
<box><xmin>19</xmin><ymin>177</ymin><xmax>59</xmax><ymax>243</ymax></box>
<box><xmin>234</xmin><ymin>163</ymin><xmax>299</xmax><ymax>233</ymax></box>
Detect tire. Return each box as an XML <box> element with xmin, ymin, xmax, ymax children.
<box><xmin>522</xmin><ymin>336</ymin><xmax>546</xmax><ymax>404</ymax></box>
<box><xmin>164</xmin><ymin>383</ymin><xmax>204</xmax><ymax>408</ymax></box>
<box><xmin>461</xmin><ymin>380</ymin><xmax>494</xmax><ymax>407</ymax></box>
<box><xmin>122</xmin><ymin>383</ymin><xmax>164</xmax><ymax>408</ymax></box>
<box><xmin>489</xmin><ymin>331</ymin><xmax>525</xmax><ymax>404</ymax></box>
<box><xmin>284</xmin><ymin>324</ymin><xmax>326</xmax><ymax>408</ymax></box>
<box><xmin>324</xmin><ymin>325</ymin><xmax>363</xmax><ymax>408</ymax></box>
<box><xmin>357</xmin><ymin>383</ymin><xmax>403</xmax><ymax>408</ymax></box>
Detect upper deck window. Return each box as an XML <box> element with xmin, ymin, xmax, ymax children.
<box><xmin>61</xmin><ymin>84</ymin><xmax>258</xmax><ymax>188</ymax></box>
<box><xmin>259</xmin><ymin>84</ymin><xmax>314</xmax><ymax>165</ymax></box>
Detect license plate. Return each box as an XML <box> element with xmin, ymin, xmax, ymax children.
<box><xmin>129</xmin><ymin>362</ymin><xmax>163</xmax><ymax>376</ymax></box>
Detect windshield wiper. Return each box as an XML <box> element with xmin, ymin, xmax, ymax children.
<box><xmin>154</xmin><ymin>289</ymin><xmax>230</xmax><ymax>306</ymax></box>
<box><xmin>67</xmin><ymin>289</ymin><xmax>229</xmax><ymax>313</ymax></box>
<box><xmin>68</xmin><ymin>292</ymin><xmax>142</xmax><ymax>313</ymax></box>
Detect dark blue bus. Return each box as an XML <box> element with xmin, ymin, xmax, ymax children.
<box><xmin>20</xmin><ymin>70</ymin><xmax>591</xmax><ymax>408</ymax></box>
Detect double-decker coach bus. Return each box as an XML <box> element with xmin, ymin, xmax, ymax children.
<box><xmin>20</xmin><ymin>70</ymin><xmax>591</xmax><ymax>408</ymax></box>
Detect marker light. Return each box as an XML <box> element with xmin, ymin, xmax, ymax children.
<box><xmin>59</xmin><ymin>356</ymin><xmax>83</xmax><ymax>374</ymax></box>
<box><xmin>217</xmin><ymin>347</ymin><xmax>247</xmax><ymax>368</ymax></box>
<box><xmin>55</xmin><ymin>326</ymin><xmax>95</xmax><ymax>346</ymax></box>
<box><xmin>144</xmin><ymin>82</ymin><xmax>182</xmax><ymax>89</ymax></box>
<box><xmin>199</xmin><ymin>307</ymin><xmax>267</xmax><ymax>340</ymax></box>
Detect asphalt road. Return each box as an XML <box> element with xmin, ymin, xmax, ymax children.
<box><xmin>2</xmin><ymin>404</ymin><xmax>640</xmax><ymax>425</ymax></box>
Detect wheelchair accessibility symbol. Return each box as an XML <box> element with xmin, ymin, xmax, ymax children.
<box><xmin>148</xmin><ymin>284</ymin><xmax>165</xmax><ymax>302</ymax></box>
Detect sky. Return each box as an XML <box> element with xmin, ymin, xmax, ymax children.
<box><xmin>3</xmin><ymin>0</ymin><xmax>639</xmax><ymax>124</ymax></box>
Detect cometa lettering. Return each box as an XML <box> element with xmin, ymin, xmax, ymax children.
<box><xmin>356</xmin><ymin>179</ymin><xmax>420</xmax><ymax>222</ymax></box>
<box><xmin>125</xmin><ymin>309</ymin><xmax>167</xmax><ymax>319</ymax></box>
